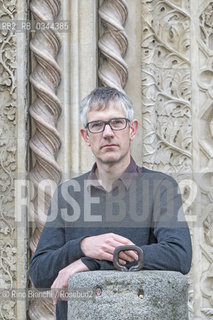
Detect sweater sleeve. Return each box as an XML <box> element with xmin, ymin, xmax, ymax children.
<box><xmin>29</xmin><ymin>185</ymin><xmax>85</xmax><ymax>289</ymax></box>
<box><xmin>80</xmin><ymin>176</ymin><xmax>192</xmax><ymax>275</ymax></box>
<box><xmin>141</xmin><ymin>226</ymin><xmax>192</xmax><ymax>274</ymax></box>
<box><xmin>141</xmin><ymin>177</ymin><xmax>192</xmax><ymax>274</ymax></box>
<box><xmin>30</xmin><ymin>227</ymin><xmax>86</xmax><ymax>289</ymax></box>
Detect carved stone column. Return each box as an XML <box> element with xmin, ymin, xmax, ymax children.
<box><xmin>28</xmin><ymin>0</ymin><xmax>62</xmax><ymax>319</ymax></box>
<box><xmin>98</xmin><ymin>0</ymin><xmax>128</xmax><ymax>92</ymax></box>
<box><xmin>57</xmin><ymin>0</ymin><xmax>98</xmax><ymax>175</ymax></box>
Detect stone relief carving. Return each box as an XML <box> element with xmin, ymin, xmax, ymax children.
<box><xmin>204</xmin><ymin>211</ymin><xmax>213</xmax><ymax>248</ymax></box>
<box><xmin>141</xmin><ymin>0</ymin><xmax>192</xmax><ymax>174</ymax></box>
<box><xmin>197</xmin><ymin>2</ymin><xmax>213</xmax><ymax>318</ymax></box>
<box><xmin>141</xmin><ymin>1</ymin><xmax>212</xmax><ymax>319</ymax></box>
<box><xmin>199</xmin><ymin>174</ymin><xmax>213</xmax><ymax>315</ymax></box>
<box><xmin>0</xmin><ymin>1</ymin><xmax>17</xmax><ymax>320</ymax></box>
<box><xmin>98</xmin><ymin>0</ymin><xmax>128</xmax><ymax>91</ymax></box>
<box><xmin>0</xmin><ymin>242</ymin><xmax>16</xmax><ymax>319</ymax></box>
<box><xmin>200</xmin><ymin>2</ymin><xmax>213</xmax><ymax>51</ymax></box>
<box><xmin>29</xmin><ymin>0</ymin><xmax>62</xmax><ymax>319</ymax></box>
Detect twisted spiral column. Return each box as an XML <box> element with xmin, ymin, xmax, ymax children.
<box><xmin>98</xmin><ymin>0</ymin><xmax>128</xmax><ymax>92</ymax></box>
<box><xmin>29</xmin><ymin>0</ymin><xmax>62</xmax><ymax>319</ymax></box>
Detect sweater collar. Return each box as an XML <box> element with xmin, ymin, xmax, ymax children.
<box><xmin>87</xmin><ymin>157</ymin><xmax>142</xmax><ymax>192</ymax></box>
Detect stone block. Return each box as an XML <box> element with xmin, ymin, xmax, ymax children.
<box><xmin>68</xmin><ymin>270</ymin><xmax>188</xmax><ymax>320</ymax></box>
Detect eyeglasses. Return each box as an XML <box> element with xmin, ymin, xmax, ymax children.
<box><xmin>86</xmin><ymin>117</ymin><xmax>130</xmax><ymax>133</ymax></box>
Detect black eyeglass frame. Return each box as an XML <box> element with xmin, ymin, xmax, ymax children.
<box><xmin>85</xmin><ymin>117</ymin><xmax>130</xmax><ymax>133</ymax></box>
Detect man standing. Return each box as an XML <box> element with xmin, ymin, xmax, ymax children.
<box><xmin>30</xmin><ymin>87</ymin><xmax>192</xmax><ymax>319</ymax></box>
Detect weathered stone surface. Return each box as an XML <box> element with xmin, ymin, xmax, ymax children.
<box><xmin>68</xmin><ymin>270</ymin><xmax>188</xmax><ymax>320</ymax></box>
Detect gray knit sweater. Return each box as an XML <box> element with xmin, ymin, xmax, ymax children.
<box><xmin>30</xmin><ymin>165</ymin><xmax>192</xmax><ymax>319</ymax></box>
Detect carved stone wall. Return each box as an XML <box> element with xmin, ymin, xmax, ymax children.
<box><xmin>141</xmin><ymin>1</ymin><xmax>213</xmax><ymax>319</ymax></box>
<box><xmin>0</xmin><ymin>0</ymin><xmax>212</xmax><ymax>319</ymax></box>
<box><xmin>0</xmin><ymin>0</ymin><xmax>29</xmax><ymax>318</ymax></box>
<box><xmin>141</xmin><ymin>0</ymin><xmax>192</xmax><ymax>173</ymax></box>
<box><xmin>192</xmin><ymin>1</ymin><xmax>213</xmax><ymax>318</ymax></box>
<box><xmin>0</xmin><ymin>1</ymin><xmax>19</xmax><ymax>320</ymax></box>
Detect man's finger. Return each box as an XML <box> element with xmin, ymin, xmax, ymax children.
<box><xmin>51</xmin><ymin>287</ymin><xmax>58</xmax><ymax>305</ymax></box>
<box><xmin>59</xmin><ymin>289</ymin><xmax>68</xmax><ymax>301</ymax></box>
<box><xmin>119</xmin><ymin>258</ymin><xmax>127</xmax><ymax>265</ymax></box>
<box><xmin>111</xmin><ymin>233</ymin><xmax>135</xmax><ymax>245</ymax></box>
<box><xmin>119</xmin><ymin>250</ymin><xmax>138</xmax><ymax>262</ymax></box>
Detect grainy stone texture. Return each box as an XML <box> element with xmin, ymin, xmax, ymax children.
<box><xmin>68</xmin><ymin>270</ymin><xmax>189</xmax><ymax>320</ymax></box>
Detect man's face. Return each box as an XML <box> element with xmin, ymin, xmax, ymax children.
<box><xmin>80</xmin><ymin>103</ymin><xmax>138</xmax><ymax>166</ymax></box>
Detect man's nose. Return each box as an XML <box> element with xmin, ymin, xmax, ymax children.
<box><xmin>102</xmin><ymin>123</ymin><xmax>115</xmax><ymax>137</ymax></box>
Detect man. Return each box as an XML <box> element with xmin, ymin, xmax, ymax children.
<box><xmin>30</xmin><ymin>87</ymin><xmax>192</xmax><ymax>319</ymax></box>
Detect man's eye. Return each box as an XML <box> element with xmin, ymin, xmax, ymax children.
<box><xmin>91</xmin><ymin>122</ymin><xmax>103</xmax><ymax>128</ymax></box>
<box><xmin>111</xmin><ymin>119</ymin><xmax>124</xmax><ymax>125</ymax></box>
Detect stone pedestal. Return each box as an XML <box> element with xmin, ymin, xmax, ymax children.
<box><xmin>68</xmin><ymin>270</ymin><xmax>189</xmax><ymax>320</ymax></box>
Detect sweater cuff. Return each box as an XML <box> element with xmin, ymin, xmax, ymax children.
<box><xmin>66</xmin><ymin>236</ymin><xmax>87</xmax><ymax>263</ymax></box>
<box><xmin>81</xmin><ymin>257</ymin><xmax>100</xmax><ymax>270</ymax></box>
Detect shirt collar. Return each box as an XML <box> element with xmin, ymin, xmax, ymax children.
<box><xmin>87</xmin><ymin>157</ymin><xmax>142</xmax><ymax>191</ymax></box>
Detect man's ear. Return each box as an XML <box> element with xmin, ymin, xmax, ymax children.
<box><xmin>130</xmin><ymin>119</ymin><xmax>138</xmax><ymax>141</ymax></box>
<box><xmin>80</xmin><ymin>128</ymin><xmax>91</xmax><ymax>146</ymax></box>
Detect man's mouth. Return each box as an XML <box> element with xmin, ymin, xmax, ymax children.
<box><xmin>101</xmin><ymin>144</ymin><xmax>118</xmax><ymax>149</ymax></box>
